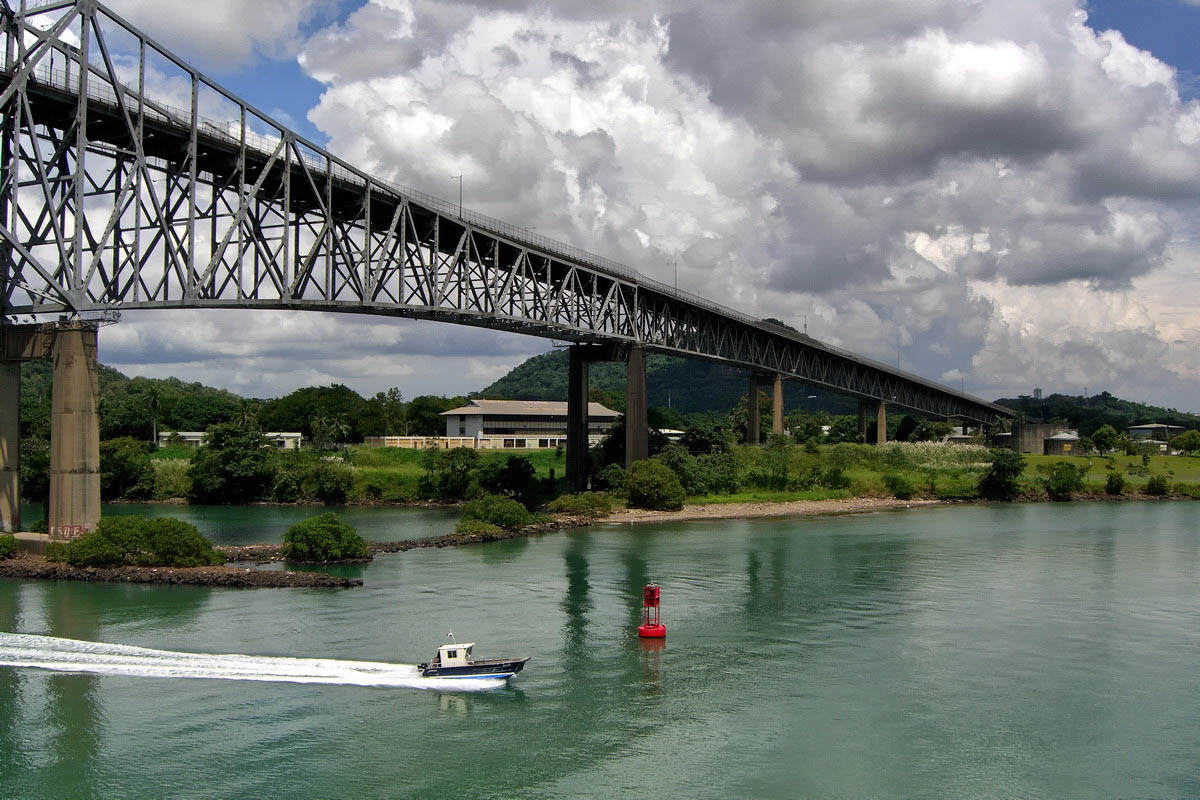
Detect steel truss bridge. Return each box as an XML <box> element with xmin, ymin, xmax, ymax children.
<box><xmin>0</xmin><ymin>0</ymin><xmax>1011</xmax><ymax>426</ymax></box>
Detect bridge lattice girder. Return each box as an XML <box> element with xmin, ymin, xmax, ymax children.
<box><xmin>0</xmin><ymin>0</ymin><xmax>1011</xmax><ymax>424</ymax></box>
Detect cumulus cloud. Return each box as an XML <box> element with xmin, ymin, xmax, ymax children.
<box><xmin>103</xmin><ymin>0</ymin><xmax>328</xmax><ymax>69</ymax></box>
<box><xmin>91</xmin><ymin>0</ymin><xmax>1200</xmax><ymax>409</ymax></box>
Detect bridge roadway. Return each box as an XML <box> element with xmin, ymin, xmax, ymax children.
<box><xmin>0</xmin><ymin>0</ymin><xmax>1012</xmax><ymax>536</ymax></box>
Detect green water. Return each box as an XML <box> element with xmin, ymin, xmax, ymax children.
<box><xmin>2</xmin><ymin>502</ymin><xmax>1199</xmax><ymax>798</ymax></box>
<box><xmin>18</xmin><ymin>502</ymin><xmax>461</xmax><ymax>545</ymax></box>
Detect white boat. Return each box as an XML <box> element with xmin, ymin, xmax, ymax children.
<box><xmin>416</xmin><ymin>642</ymin><xmax>529</xmax><ymax>680</ymax></box>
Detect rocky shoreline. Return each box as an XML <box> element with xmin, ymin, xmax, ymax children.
<box><xmin>217</xmin><ymin>517</ymin><xmax>594</xmax><ymax>563</ymax></box>
<box><xmin>0</xmin><ymin>553</ymin><xmax>362</xmax><ymax>588</ymax></box>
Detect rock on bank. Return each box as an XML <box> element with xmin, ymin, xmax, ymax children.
<box><xmin>0</xmin><ymin>554</ymin><xmax>361</xmax><ymax>588</ymax></box>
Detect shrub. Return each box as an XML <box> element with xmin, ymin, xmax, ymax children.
<box><xmin>818</xmin><ymin>467</ymin><xmax>851</xmax><ymax>490</ymax></box>
<box><xmin>1144</xmin><ymin>474</ymin><xmax>1170</xmax><ymax>496</ymax></box>
<box><xmin>977</xmin><ymin>449</ymin><xmax>1025</xmax><ymax>501</ymax></box>
<box><xmin>454</xmin><ymin>519</ymin><xmax>505</xmax><ymax>540</ymax></box>
<box><xmin>0</xmin><ymin>534</ymin><xmax>16</xmax><ymax>560</ymax></box>
<box><xmin>142</xmin><ymin>518</ymin><xmax>225</xmax><ymax>566</ymax></box>
<box><xmin>64</xmin><ymin>532</ymin><xmax>126</xmax><ymax>567</ymax></box>
<box><xmin>697</xmin><ymin>452</ymin><xmax>740</xmax><ymax>494</ymax></box>
<box><xmin>626</xmin><ymin>460</ymin><xmax>685</xmax><ymax>511</ymax></box>
<box><xmin>882</xmin><ymin>473</ymin><xmax>914</xmax><ymax>500</ymax></box>
<box><xmin>1105</xmin><ymin>472</ymin><xmax>1125</xmax><ymax>496</ymax></box>
<box><xmin>1045</xmin><ymin>462</ymin><xmax>1085</xmax><ymax>501</ymax></box>
<box><xmin>151</xmin><ymin>459</ymin><xmax>192</xmax><ymax>500</ymax></box>
<box><xmin>281</xmin><ymin>513</ymin><xmax>369</xmax><ymax>562</ymax></box>
<box><xmin>595</xmin><ymin>463</ymin><xmax>627</xmax><ymax>492</ymax></box>
<box><xmin>476</xmin><ymin>456</ymin><xmax>537</xmax><ymax>500</ymax></box>
<box><xmin>546</xmin><ymin>492</ymin><xmax>614</xmax><ymax>518</ymax></box>
<box><xmin>461</xmin><ymin>494</ymin><xmax>533</xmax><ymax>530</ymax></box>
<box><xmin>58</xmin><ymin>516</ymin><xmax>225</xmax><ymax>567</ymax></box>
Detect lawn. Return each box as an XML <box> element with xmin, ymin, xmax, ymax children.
<box><xmin>1022</xmin><ymin>453</ymin><xmax>1200</xmax><ymax>489</ymax></box>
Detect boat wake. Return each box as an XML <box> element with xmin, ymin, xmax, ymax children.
<box><xmin>0</xmin><ymin>632</ymin><xmax>506</xmax><ymax>691</ymax></box>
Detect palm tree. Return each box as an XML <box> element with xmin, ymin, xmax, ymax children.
<box><xmin>142</xmin><ymin>386</ymin><xmax>161</xmax><ymax>445</ymax></box>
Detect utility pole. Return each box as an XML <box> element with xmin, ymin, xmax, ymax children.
<box><xmin>451</xmin><ymin>174</ymin><xmax>462</xmax><ymax>216</ymax></box>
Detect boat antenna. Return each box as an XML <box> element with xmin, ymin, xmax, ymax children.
<box><xmin>446</xmin><ymin>625</ymin><xmax>456</xmax><ymax>644</ymax></box>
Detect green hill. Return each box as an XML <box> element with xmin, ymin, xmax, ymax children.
<box><xmin>478</xmin><ymin>348</ymin><xmax>857</xmax><ymax>415</ymax></box>
<box><xmin>996</xmin><ymin>391</ymin><xmax>1200</xmax><ymax>437</ymax></box>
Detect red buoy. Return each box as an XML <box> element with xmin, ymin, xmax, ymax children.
<box><xmin>637</xmin><ymin>583</ymin><xmax>666</xmax><ymax>638</ymax></box>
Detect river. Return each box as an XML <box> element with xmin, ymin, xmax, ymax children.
<box><xmin>1</xmin><ymin>501</ymin><xmax>1198</xmax><ymax>798</ymax></box>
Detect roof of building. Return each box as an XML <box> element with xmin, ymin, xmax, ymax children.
<box><xmin>441</xmin><ymin>399</ymin><xmax>619</xmax><ymax>417</ymax></box>
<box><xmin>1046</xmin><ymin>431</ymin><xmax>1080</xmax><ymax>440</ymax></box>
<box><xmin>1127</xmin><ymin>423</ymin><xmax>1186</xmax><ymax>430</ymax></box>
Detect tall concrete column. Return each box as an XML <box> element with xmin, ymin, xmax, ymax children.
<box><xmin>876</xmin><ymin>401</ymin><xmax>887</xmax><ymax>445</ymax></box>
<box><xmin>625</xmin><ymin>344</ymin><xmax>648</xmax><ymax>468</ymax></box>
<box><xmin>747</xmin><ymin>374</ymin><xmax>760</xmax><ymax>445</ymax></box>
<box><xmin>857</xmin><ymin>401</ymin><xmax>868</xmax><ymax>444</ymax></box>
<box><xmin>0</xmin><ymin>361</ymin><xmax>19</xmax><ymax>533</ymax></box>
<box><xmin>566</xmin><ymin>345</ymin><xmax>589</xmax><ymax>491</ymax></box>
<box><xmin>48</xmin><ymin>323</ymin><xmax>100</xmax><ymax>540</ymax></box>
<box><xmin>772</xmin><ymin>374</ymin><xmax>784</xmax><ymax>435</ymax></box>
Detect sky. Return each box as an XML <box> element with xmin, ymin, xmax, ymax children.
<box><xmin>92</xmin><ymin>0</ymin><xmax>1200</xmax><ymax>410</ymax></box>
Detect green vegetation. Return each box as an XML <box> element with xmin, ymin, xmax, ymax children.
<box><xmin>1171</xmin><ymin>430</ymin><xmax>1200</xmax><ymax>454</ymax></box>
<box><xmin>1044</xmin><ymin>462</ymin><xmax>1086</xmax><ymax>501</ymax></box>
<box><xmin>281</xmin><ymin>513</ymin><xmax>370</xmax><ymax>562</ymax></box>
<box><xmin>0</xmin><ymin>534</ymin><xmax>16</xmax><ymax>560</ymax></box>
<box><xmin>454</xmin><ymin>519</ymin><xmax>506</xmax><ymax>539</ymax></box>
<box><xmin>1144</xmin><ymin>474</ymin><xmax>1170</xmax><ymax>496</ymax></box>
<box><xmin>546</xmin><ymin>493</ymin><xmax>613</xmax><ymax>519</ymax></box>
<box><xmin>977</xmin><ymin>449</ymin><xmax>1025</xmax><ymax>501</ymax></box>
<box><xmin>996</xmin><ymin>390</ymin><xmax>1200</xmax><ymax>438</ymax></box>
<box><xmin>188</xmin><ymin>423</ymin><xmax>276</xmax><ymax>504</ymax></box>
<box><xmin>1105</xmin><ymin>472</ymin><xmax>1125</xmax><ymax>496</ymax></box>
<box><xmin>627</xmin><ymin>460</ymin><xmax>686</xmax><ymax>511</ymax></box>
<box><xmin>44</xmin><ymin>516</ymin><xmax>224</xmax><ymax>567</ymax></box>
<box><xmin>461</xmin><ymin>495</ymin><xmax>538</xmax><ymax>530</ymax></box>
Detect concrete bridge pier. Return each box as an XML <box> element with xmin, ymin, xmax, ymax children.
<box><xmin>772</xmin><ymin>374</ymin><xmax>784</xmax><ymax>436</ymax></box>
<box><xmin>566</xmin><ymin>345</ymin><xmax>590</xmax><ymax>491</ymax></box>
<box><xmin>48</xmin><ymin>323</ymin><xmax>100</xmax><ymax>540</ymax></box>
<box><xmin>876</xmin><ymin>401</ymin><xmax>887</xmax><ymax>445</ymax></box>
<box><xmin>857</xmin><ymin>401</ymin><xmax>868</xmax><ymax>444</ymax></box>
<box><xmin>625</xmin><ymin>344</ymin><xmax>648</xmax><ymax>468</ymax></box>
<box><xmin>0</xmin><ymin>361</ymin><xmax>18</xmax><ymax>532</ymax></box>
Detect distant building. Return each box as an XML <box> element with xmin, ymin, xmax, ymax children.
<box><xmin>1043</xmin><ymin>431</ymin><xmax>1081</xmax><ymax>456</ymax></box>
<box><xmin>1126</xmin><ymin>423</ymin><xmax>1187</xmax><ymax>442</ymax></box>
<box><xmin>1033</xmin><ymin>386</ymin><xmax>1043</xmax><ymax>400</ymax></box>
<box><xmin>157</xmin><ymin>431</ymin><xmax>301</xmax><ymax>450</ymax></box>
<box><xmin>1008</xmin><ymin>423</ymin><xmax>1072</xmax><ymax>454</ymax></box>
<box><xmin>439</xmin><ymin>399</ymin><xmax>619</xmax><ymax>449</ymax></box>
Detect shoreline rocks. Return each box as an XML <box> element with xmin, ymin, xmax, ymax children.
<box><xmin>0</xmin><ymin>554</ymin><xmax>362</xmax><ymax>588</ymax></box>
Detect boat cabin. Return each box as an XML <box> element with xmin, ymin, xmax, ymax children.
<box><xmin>432</xmin><ymin>643</ymin><xmax>475</xmax><ymax>667</ymax></box>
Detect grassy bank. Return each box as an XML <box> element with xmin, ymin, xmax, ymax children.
<box><xmin>117</xmin><ymin>440</ymin><xmax>1200</xmax><ymax>508</ymax></box>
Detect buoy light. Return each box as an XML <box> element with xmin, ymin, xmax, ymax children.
<box><xmin>637</xmin><ymin>583</ymin><xmax>666</xmax><ymax>638</ymax></box>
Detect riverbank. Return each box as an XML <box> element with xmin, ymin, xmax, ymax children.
<box><xmin>216</xmin><ymin>496</ymin><xmax>936</xmax><ymax>562</ymax></box>
<box><xmin>605</xmin><ymin>496</ymin><xmax>943</xmax><ymax>524</ymax></box>
<box><xmin>0</xmin><ymin>553</ymin><xmax>362</xmax><ymax>588</ymax></box>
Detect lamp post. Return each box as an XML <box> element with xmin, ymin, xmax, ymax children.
<box><xmin>451</xmin><ymin>174</ymin><xmax>462</xmax><ymax>216</ymax></box>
